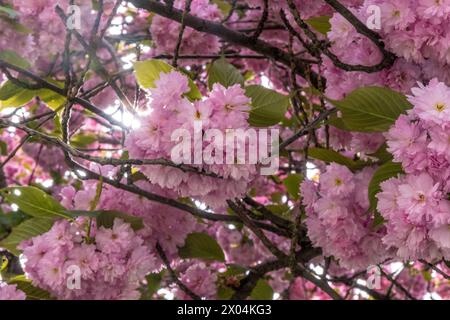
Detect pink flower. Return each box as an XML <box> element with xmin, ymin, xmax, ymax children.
<box><xmin>0</xmin><ymin>284</ymin><xmax>26</xmax><ymax>300</ymax></box>
<box><xmin>150</xmin><ymin>71</ymin><xmax>190</xmax><ymax>108</ymax></box>
<box><xmin>96</xmin><ymin>219</ymin><xmax>138</xmax><ymax>255</ymax></box>
<box><xmin>66</xmin><ymin>244</ymin><xmax>100</xmax><ymax>280</ymax></box>
<box><xmin>397</xmin><ymin>173</ymin><xmax>441</xmax><ymax>224</ymax></box>
<box><xmin>319</xmin><ymin>163</ymin><xmax>355</xmax><ymax>197</ymax></box>
<box><xmin>380</xmin><ymin>0</ymin><xmax>416</xmax><ymax>31</ymax></box>
<box><xmin>418</xmin><ymin>0</ymin><xmax>450</xmax><ymax>19</ymax></box>
<box><xmin>385</xmin><ymin>115</ymin><xmax>427</xmax><ymax>160</ymax></box>
<box><xmin>175</xmin><ymin>263</ymin><xmax>217</xmax><ymax>300</ymax></box>
<box><xmin>208</xmin><ymin>83</ymin><xmax>251</xmax><ymax>129</ymax></box>
<box><xmin>408</xmin><ymin>79</ymin><xmax>450</xmax><ymax>128</ymax></box>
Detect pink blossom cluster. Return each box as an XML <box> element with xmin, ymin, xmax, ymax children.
<box><xmin>376</xmin><ymin>79</ymin><xmax>450</xmax><ymax>261</ymax></box>
<box><xmin>150</xmin><ymin>0</ymin><xmax>222</xmax><ymax>62</ymax></box>
<box><xmin>363</xmin><ymin>0</ymin><xmax>450</xmax><ymax>82</ymax></box>
<box><xmin>324</xmin><ymin>0</ymin><xmax>450</xmax><ymax>100</ymax></box>
<box><xmin>301</xmin><ymin>164</ymin><xmax>391</xmax><ymax>270</ymax></box>
<box><xmin>236</xmin><ymin>0</ymin><xmax>363</xmax><ymax>91</ymax></box>
<box><xmin>125</xmin><ymin>70</ymin><xmax>259</xmax><ymax>208</ymax></box>
<box><xmin>60</xmin><ymin>167</ymin><xmax>197</xmax><ymax>263</ymax></box>
<box><xmin>19</xmin><ymin>218</ymin><xmax>157</xmax><ymax>300</ymax></box>
<box><xmin>174</xmin><ymin>262</ymin><xmax>218</xmax><ymax>300</ymax></box>
<box><xmin>2</xmin><ymin>0</ymin><xmax>117</xmax><ymax>72</ymax></box>
<box><xmin>0</xmin><ymin>129</ymin><xmax>52</xmax><ymax>186</ymax></box>
<box><xmin>0</xmin><ymin>284</ymin><xmax>26</xmax><ymax>300</ymax></box>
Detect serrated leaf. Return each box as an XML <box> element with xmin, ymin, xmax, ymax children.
<box><xmin>0</xmin><ymin>218</ymin><xmax>54</xmax><ymax>256</ymax></box>
<box><xmin>178</xmin><ymin>232</ymin><xmax>225</xmax><ymax>262</ymax></box>
<box><xmin>305</xmin><ymin>16</ymin><xmax>331</xmax><ymax>35</ymax></box>
<box><xmin>9</xmin><ymin>275</ymin><xmax>54</xmax><ymax>300</ymax></box>
<box><xmin>250</xmin><ymin>279</ymin><xmax>273</xmax><ymax>300</ymax></box>
<box><xmin>283</xmin><ymin>174</ymin><xmax>303</xmax><ymax>200</ymax></box>
<box><xmin>246</xmin><ymin>85</ymin><xmax>289</xmax><ymax>127</ymax></box>
<box><xmin>331</xmin><ymin>87</ymin><xmax>412</xmax><ymax>132</ymax></box>
<box><xmin>208</xmin><ymin>58</ymin><xmax>244</xmax><ymax>90</ymax></box>
<box><xmin>309</xmin><ymin>148</ymin><xmax>367</xmax><ymax>171</ymax></box>
<box><xmin>1</xmin><ymin>187</ymin><xmax>70</xmax><ymax>219</ymax></box>
<box><xmin>368</xmin><ymin>161</ymin><xmax>403</xmax><ymax>214</ymax></box>
<box><xmin>133</xmin><ymin>59</ymin><xmax>201</xmax><ymax>100</ymax></box>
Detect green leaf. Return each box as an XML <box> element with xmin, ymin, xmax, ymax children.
<box><xmin>208</xmin><ymin>58</ymin><xmax>244</xmax><ymax>90</ymax></box>
<box><xmin>141</xmin><ymin>272</ymin><xmax>164</xmax><ymax>299</ymax></box>
<box><xmin>326</xmin><ymin>114</ymin><xmax>351</xmax><ymax>131</ymax></box>
<box><xmin>0</xmin><ymin>5</ymin><xmax>18</xmax><ymax>18</ymax></box>
<box><xmin>250</xmin><ymin>279</ymin><xmax>273</xmax><ymax>300</ymax></box>
<box><xmin>308</xmin><ymin>148</ymin><xmax>367</xmax><ymax>171</ymax></box>
<box><xmin>178</xmin><ymin>232</ymin><xmax>225</xmax><ymax>262</ymax></box>
<box><xmin>94</xmin><ymin>210</ymin><xmax>144</xmax><ymax>231</ymax></box>
<box><xmin>0</xmin><ymin>81</ymin><xmax>35</xmax><ymax>109</ymax></box>
<box><xmin>0</xmin><ymin>140</ymin><xmax>8</xmax><ymax>155</ymax></box>
<box><xmin>0</xmin><ymin>79</ymin><xmax>65</xmax><ymax>110</ymax></box>
<box><xmin>7</xmin><ymin>19</ymin><xmax>32</xmax><ymax>34</ymax></box>
<box><xmin>0</xmin><ymin>51</ymin><xmax>30</xmax><ymax>69</ymax></box>
<box><xmin>265</xmin><ymin>204</ymin><xmax>290</xmax><ymax>216</ymax></box>
<box><xmin>70</xmin><ymin>133</ymin><xmax>97</xmax><ymax>148</ymax></box>
<box><xmin>134</xmin><ymin>59</ymin><xmax>172</xmax><ymax>88</ymax></box>
<box><xmin>218</xmin><ymin>286</ymin><xmax>235</xmax><ymax>300</ymax></box>
<box><xmin>133</xmin><ymin>59</ymin><xmax>201</xmax><ymax>100</ymax></box>
<box><xmin>0</xmin><ymin>210</ymin><xmax>27</xmax><ymax>229</ymax></box>
<box><xmin>422</xmin><ymin>269</ymin><xmax>432</xmax><ymax>282</ymax></box>
<box><xmin>0</xmin><ymin>81</ymin><xmax>25</xmax><ymax>101</ymax></box>
<box><xmin>331</xmin><ymin>87</ymin><xmax>412</xmax><ymax>132</ymax></box>
<box><xmin>37</xmin><ymin>89</ymin><xmax>66</xmax><ymax>110</ymax></box>
<box><xmin>368</xmin><ymin>143</ymin><xmax>393</xmax><ymax>163</ymax></box>
<box><xmin>211</xmin><ymin>0</ymin><xmax>232</xmax><ymax>16</ymax></box>
<box><xmin>246</xmin><ymin>85</ymin><xmax>289</xmax><ymax>127</ymax></box>
<box><xmin>305</xmin><ymin>16</ymin><xmax>331</xmax><ymax>35</ymax></box>
<box><xmin>0</xmin><ymin>218</ymin><xmax>54</xmax><ymax>256</ymax></box>
<box><xmin>283</xmin><ymin>174</ymin><xmax>303</xmax><ymax>200</ymax></box>
<box><xmin>0</xmin><ymin>187</ymin><xmax>69</xmax><ymax>219</ymax></box>
<box><xmin>368</xmin><ymin>161</ymin><xmax>404</xmax><ymax>214</ymax></box>
<box><xmin>9</xmin><ymin>275</ymin><xmax>54</xmax><ymax>300</ymax></box>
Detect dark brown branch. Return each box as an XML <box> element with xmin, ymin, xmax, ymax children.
<box><xmin>252</xmin><ymin>0</ymin><xmax>269</xmax><ymax>40</ymax></box>
<box><xmin>0</xmin><ymin>59</ymin><xmax>127</xmax><ymax>129</ymax></box>
<box><xmin>172</xmin><ymin>0</ymin><xmax>193</xmax><ymax>67</ymax></box>
<box><xmin>156</xmin><ymin>243</ymin><xmax>201</xmax><ymax>300</ymax></box>
<box><xmin>321</xmin><ymin>0</ymin><xmax>396</xmax><ymax>72</ymax></box>
<box><xmin>129</xmin><ymin>0</ymin><xmax>321</xmax><ymax>88</ymax></box>
<box><xmin>279</xmin><ymin>108</ymin><xmax>337</xmax><ymax>150</ymax></box>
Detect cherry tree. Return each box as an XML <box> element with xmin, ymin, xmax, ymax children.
<box><xmin>0</xmin><ymin>0</ymin><xmax>449</xmax><ymax>300</ymax></box>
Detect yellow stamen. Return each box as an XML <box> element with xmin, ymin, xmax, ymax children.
<box><xmin>435</xmin><ymin>103</ymin><xmax>446</xmax><ymax>112</ymax></box>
